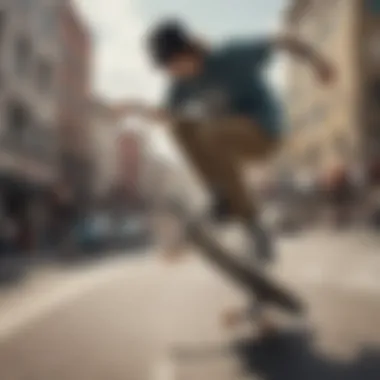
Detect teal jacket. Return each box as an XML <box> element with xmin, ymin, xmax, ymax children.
<box><xmin>166</xmin><ymin>38</ymin><xmax>284</xmax><ymax>137</ymax></box>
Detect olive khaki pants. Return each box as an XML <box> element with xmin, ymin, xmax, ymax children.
<box><xmin>172</xmin><ymin>117</ymin><xmax>278</xmax><ymax>222</ymax></box>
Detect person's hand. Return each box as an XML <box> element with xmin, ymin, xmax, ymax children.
<box><xmin>220</xmin><ymin>308</ymin><xmax>244</xmax><ymax>330</ymax></box>
<box><xmin>112</xmin><ymin>103</ymin><xmax>170</xmax><ymax>123</ymax></box>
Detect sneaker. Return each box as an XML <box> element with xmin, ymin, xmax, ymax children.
<box><xmin>256</xmin><ymin>315</ymin><xmax>279</xmax><ymax>339</ymax></box>
<box><xmin>249</xmin><ymin>300</ymin><xmax>279</xmax><ymax>338</ymax></box>
<box><xmin>249</xmin><ymin>221</ymin><xmax>275</xmax><ymax>265</ymax></box>
<box><xmin>210</xmin><ymin>191</ymin><xmax>232</xmax><ymax>223</ymax></box>
<box><xmin>220</xmin><ymin>307</ymin><xmax>245</xmax><ymax>330</ymax></box>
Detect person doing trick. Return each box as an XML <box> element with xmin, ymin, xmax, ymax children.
<box><xmin>126</xmin><ymin>19</ymin><xmax>335</xmax><ymax>334</ymax></box>
<box><xmin>144</xmin><ymin>19</ymin><xmax>335</xmax><ymax>262</ymax></box>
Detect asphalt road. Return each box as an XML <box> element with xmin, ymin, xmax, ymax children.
<box><xmin>0</xmin><ymin>231</ymin><xmax>380</xmax><ymax>380</ymax></box>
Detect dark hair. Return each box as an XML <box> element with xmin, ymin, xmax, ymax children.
<box><xmin>147</xmin><ymin>19</ymin><xmax>200</xmax><ymax>66</ymax></box>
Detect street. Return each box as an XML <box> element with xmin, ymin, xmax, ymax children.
<box><xmin>0</xmin><ymin>231</ymin><xmax>380</xmax><ymax>380</ymax></box>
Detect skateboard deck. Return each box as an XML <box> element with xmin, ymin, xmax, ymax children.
<box><xmin>186</xmin><ymin>220</ymin><xmax>304</xmax><ymax>314</ymax></box>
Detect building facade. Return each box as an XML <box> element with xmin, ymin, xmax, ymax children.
<box><xmin>109</xmin><ymin>104</ymin><xmax>209</xmax><ymax>214</ymax></box>
<box><xmin>58</xmin><ymin>0</ymin><xmax>92</xmax><ymax>211</ymax></box>
<box><xmin>0</xmin><ymin>0</ymin><xmax>61</xmax><ymax>253</ymax></box>
<box><xmin>360</xmin><ymin>0</ymin><xmax>380</xmax><ymax>181</ymax></box>
<box><xmin>284</xmin><ymin>0</ymin><xmax>380</xmax><ymax>186</ymax></box>
<box><xmin>116</xmin><ymin>130</ymin><xmax>143</xmax><ymax>210</ymax></box>
<box><xmin>90</xmin><ymin>98</ymin><xmax>119</xmax><ymax>199</ymax></box>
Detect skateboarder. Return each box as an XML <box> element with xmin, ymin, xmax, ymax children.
<box><xmin>146</xmin><ymin>20</ymin><xmax>334</xmax><ymax>257</ymax></box>
<box><xmin>143</xmin><ymin>20</ymin><xmax>335</xmax><ymax>331</ymax></box>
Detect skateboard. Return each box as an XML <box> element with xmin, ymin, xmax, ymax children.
<box><xmin>168</xmin><ymin>200</ymin><xmax>304</xmax><ymax>315</ymax></box>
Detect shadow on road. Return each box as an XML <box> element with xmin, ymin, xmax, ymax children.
<box><xmin>235</xmin><ymin>330</ymin><xmax>380</xmax><ymax>380</ymax></box>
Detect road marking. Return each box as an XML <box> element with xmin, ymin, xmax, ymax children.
<box><xmin>0</xmin><ymin>254</ymin><xmax>149</xmax><ymax>343</ymax></box>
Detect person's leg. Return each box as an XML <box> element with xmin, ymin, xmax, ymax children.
<box><xmin>172</xmin><ymin>118</ymin><xmax>277</xmax><ymax>221</ymax></box>
<box><xmin>208</xmin><ymin>117</ymin><xmax>277</xmax><ymax>221</ymax></box>
<box><xmin>173</xmin><ymin>119</ymin><xmax>279</xmax><ymax>332</ymax></box>
<box><xmin>221</xmin><ymin>297</ymin><xmax>277</xmax><ymax>337</ymax></box>
<box><xmin>166</xmin><ymin>122</ymin><xmax>228</xmax><ymax>259</ymax></box>
<box><xmin>200</xmin><ymin>117</ymin><xmax>278</xmax><ymax>263</ymax></box>
<box><xmin>172</xmin><ymin>119</ymin><xmax>278</xmax><ymax>259</ymax></box>
<box><xmin>171</xmin><ymin>121</ymin><xmax>229</xmax><ymax>195</ymax></box>
<box><xmin>172</xmin><ymin>120</ymin><xmax>251</xmax><ymax>228</ymax></box>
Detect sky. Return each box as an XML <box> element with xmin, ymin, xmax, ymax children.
<box><xmin>75</xmin><ymin>0</ymin><xmax>286</xmax><ymax>103</ymax></box>
<box><xmin>74</xmin><ymin>0</ymin><xmax>286</xmax><ymax>162</ymax></box>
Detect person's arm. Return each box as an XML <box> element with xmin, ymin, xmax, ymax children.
<box><xmin>273</xmin><ymin>35</ymin><xmax>335</xmax><ymax>84</ymax></box>
<box><xmin>143</xmin><ymin>106</ymin><xmax>173</xmax><ymax>124</ymax></box>
<box><xmin>225</xmin><ymin>36</ymin><xmax>334</xmax><ymax>84</ymax></box>
<box><xmin>113</xmin><ymin>103</ymin><xmax>173</xmax><ymax>124</ymax></box>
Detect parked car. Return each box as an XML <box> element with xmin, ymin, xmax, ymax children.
<box><xmin>74</xmin><ymin>215</ymin><xmax>152</xmax><ymax>254</ymax></box>
<box><xmin>262</xmin><ymin>203</ymin><xmax>302</xmax><ymax>235</ymax></box>
<box><xmin>118</xmin><ymin>217</ymin><xmax>152</xmax><ymax>247</ymax></box>
<box><xmin>73</xmin><ymin>215</ymin><xmax>112</xmax><ymax>253</ymax></box>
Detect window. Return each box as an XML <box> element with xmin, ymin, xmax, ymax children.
<box><xmin>5</xmin><ymin>102</ymin><xmax>30</xmax><ymax>144</ymax></box>
<box><xmin>36</xmin><ymin>59</ymin><xmax>53</xmax><ymax>93</ymax></box>
<box><xmin>24</xmin><ymin>121</ymin><xmax>38</xmax><ymax>150</ymax></box>
<box><xmin>40</xmin><ymin>5</ymin><xmax>57</xmax><ymax>36</ymax></box>
<box><xmin>24</xmin><ymin>121</ymin><xmax>55</xmax><ymax>160</ymax></box>
<box><xmin>8</xmin><ymin>103</ymin><xmax>28</xmax><ymax>130</ymax></box>
<box><xmin>14</xmin><ymin>36</ymin><xmax>31</xmax><ymax>76</ymax></box>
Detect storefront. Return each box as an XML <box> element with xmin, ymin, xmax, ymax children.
<box><xmin>0</xmin><ymin>174</ymin><xmax>54</xmax><ymax>256</ymax></box>
<box><xmin>0</xmin><ymin>149</ymin><xmax>58</xmax><ymax>257</ymax></box>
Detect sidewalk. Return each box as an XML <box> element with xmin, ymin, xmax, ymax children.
<box><xmin>0</xmin><ymin>250</ymin><xmax>149</xmax><ymax>343</ymax></box>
